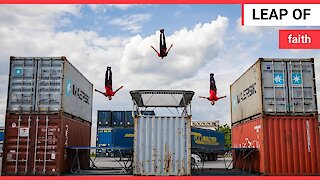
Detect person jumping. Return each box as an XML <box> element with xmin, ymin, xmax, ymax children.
<box><xmin>151</xmin><ymin>29</ymin><xmax>173</xmax><ymax>59</ymax></box>
<box><xmin>199</xmin><ymin>73</ymin><xmax>227</xmax><ymax>106</ymax></box>
<box><xmin>95</xmin><ymin>67</ymin><xmax>123</xmax><ymax>100</ymax></box>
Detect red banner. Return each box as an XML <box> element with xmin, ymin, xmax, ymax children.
<box><xmin>279</xmin><ymin>30</ymin><xmax>320</xmax><ymax>49</ymax></box>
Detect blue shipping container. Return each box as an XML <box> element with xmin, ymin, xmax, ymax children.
<box><xmin>112</xmin><ymin>111</ymin><xmax>125</xmax><ymax>126</ymax></box>
<box><xmin>96</xmin><ymin>128</ymin><xmax>134</xmax><ymax>157</ymax></box>
<box><xmin>96</xmin><ymin>128</ymin><xmax>134</xmax><ymax>148</ymax></box>
<box><xmin>97</xmin><ymin>110</ymin><xmax>112</xmax><ymax>126</ymax></box>
<box><xmin>125</xmin><ymin>111</ymin><xmax>155</xmax><ymax>126</ymax></box>
<box><xmin>112</xmin><ymin>128</ymin><xmax>134</xmax><ymax>148</ymax></box>
<box><xmin>0</xmin><ymin>129</ymin><xmax>4</xmax><ymax>143</ymax></box>
<box><xmin>97</xmin><ymin>129</ymin><xmax>112</xmax><ymax>147</ymax></box>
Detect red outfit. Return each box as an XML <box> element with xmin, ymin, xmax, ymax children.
<box><xmin>209</xmin><ymin>89</ymin><xmax>219</xmax><ymax>101</ymax></box>
<box><xmin>105</xmin><ymin>86</ymin><xmax>116</xmax><ymax>97</ymax></box>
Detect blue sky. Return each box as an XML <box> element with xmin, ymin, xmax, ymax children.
<box><xmin>57</xmin><ymin>5</ymin><xmax>241</xmax><ymax>37</ymax></box>
<box><xmin>0</xmin><ymin>5</ymin><xmax>319</xmax><ymax>142</ymax></box>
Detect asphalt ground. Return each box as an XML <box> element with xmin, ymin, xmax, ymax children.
<box><xmin>0</xmin><ymin>156</ymin><xmax>258</xmax><ymax>176</ymax></box>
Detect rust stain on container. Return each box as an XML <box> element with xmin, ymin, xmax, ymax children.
<box><xmin>232</xmin><ymin>115</ymin><xmax>320</xmax><ymax>175</ymax></box>
<box><xmin>2</xmin><ymin>113</ymin><xmax>91</xmax><ymax>175</ymax></box>
<box><xmin>133</xmin><ymin>116</ymin><xmax>191</xmax><ymax>176</ymax></box>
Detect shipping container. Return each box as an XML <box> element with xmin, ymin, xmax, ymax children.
<box><xmin>97</xmin><ymin>111</ymin><xmax>112</xmax><ymax>126</ymax></box>
<box><xmin>231</xmin><ymin>58</ymin><xmax>317</xmax><ymax>124</ymax></box>
<box><xmin>191</xmin><ymin>127</ymin><xmax>225</xmax><ymax>161</ymax></box>
<box><xmin>125</xmin><ymin>111</ymin><xmax>155</xmax><ymax>127</ymax></box>
<box><xmin>0</xmin><ymin>127</ymin><xmax>4</xmax><ymax>157</ymax></box>
<box><xmin>96</xmin><ymin>127</ymin><xmax>134</xmax><ymax>157</ymax></box>
<box><xmin>96</xmin><ymin>128</ymin><xmax>134</xmax><ymax>148</ymax></box>
<box><xmin>133</xmin><ymin>116</ymin><xmax>191</xmax><ymax>176</ymax></box>
<box><xmin>2</xmin><ymin>113</ymin><xmax>91</xmax><ymax>175</ymax></box>
<box><xmin>232</xmin><ymin>115</ymin><xmax>320</xmax><ymax>175</ymax></box>
<box><xmin>96</xmin><ymin>128</ymin><xmax>113</xmax><ymax>147</ymax></box>
<box><xmin>7</xmin><ymin>57</ymin><xmax>93</xmax><ymax>123</ymax></box>
<box><xmin>0</xmin><ymin>127</ymin><xmax>4</xmax><ymax>144</ymax></box>
<box><xmin>112</xmin><ymin>111</ymin><xmax>125</xmax><ymax>126</ymax></box>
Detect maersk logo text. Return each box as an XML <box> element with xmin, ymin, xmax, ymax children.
<box><xmin>234</xmin><ymin>83</ymin><xmax>257</xmax><ymax>107</ymax></box>
<box><xmin>66</xmin><ymin>80</ymin><xmax>72</xmax><ymax>96</ymax></box>
<box><xmin>66</xmin><ymin>79</ymin><xmax>90</xmax><ymax>104</ymax></box>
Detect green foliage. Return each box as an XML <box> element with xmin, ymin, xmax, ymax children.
<box><xmin>90</xmin><ymin>151</ymin><xmax>96</xmax><ymax>157</ymax></box>
<box><xmin>217</xmin><ymin>124</ymin><xmax>231</xmax><ymax>148</ymax></box>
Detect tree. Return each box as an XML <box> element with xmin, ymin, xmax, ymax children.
<box><xmin>217</xmin><ymin>124</ymin><xmax>231</xmax><ymax>148</ymax></box>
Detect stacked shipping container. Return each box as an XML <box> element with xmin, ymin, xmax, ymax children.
<box><xmin>97</xmin><ymin>110</ymin><xmax>155</xmax><ymax>128</ymax></box>
<box><xmin>2</xmin><ymin>57</ymin><xmax>93</xmax><ymax>175</ymax></box>
<box><xmin>96</xmin><ymin>110</ymin><xmax>155</xmax><ymax>156</ymax></box>
<box><xmin>230</xmin><ymin>58</ymin><xmax>320</xmax><ymax>175</ymax></box>
<box><xmin>0</xmin><ymin>127</ymin><xmax>4</xmax><ymax>157</ymax></box>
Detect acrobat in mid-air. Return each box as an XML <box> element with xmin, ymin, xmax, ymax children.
<box><xmin>199</xmin><ymin>73</ymin><xmax>227</xmax><ymax>106</ymax></box>
<box><xmin>95</xmin><ymin>67</ymin><xmax>123</xmax><ymax>100</ymax></box>
<box><xmin>151</xmin><ymin>29</ymin><xmax>173</xmax><ymax>59</ymax></box>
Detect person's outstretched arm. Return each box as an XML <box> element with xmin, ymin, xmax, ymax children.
<box><xmin>166</xmin><ymin>44</ymin><xmax>173</xmax><ymax>54</ymax></box>
<box><xmin>94</xmin><ymin>89</ymin><xmax>104</xmax><ymax>94</ymax></box>
<box><xmin>95</xmin><ymin>89</ymin><xmax>106</xmax><ymax>96</ymax></box>
<box><xmin>114</xmin><ymin>86</ymin><xmax>124</xmax><ymax>94</ymax></box>
<box><xmin>217</xmin><ymin>95</ymin><xmax>227</xmax><ymax>100</ymax></box>
<box><xmin>151</xmin><ymin>46</ymin><xmax>160</xmax><ymax>56</ymax></box>
<box><xmin>198</xmin><ymin>96</ymin><xmax>208</xmax><ymax>99</ymax></box>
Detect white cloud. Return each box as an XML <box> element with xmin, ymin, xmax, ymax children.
<box><xmin>120</xmin><ymin>15</ymin><xmax>229</xmax><ymax>89</ymax></box>
<box><xmin>109</xmin><ymin>14</ymin><xmax>152</xmax><ymax>33</ymax></box>
<box><xmin>0</xmin><ymin>5</ymin><xmax>80</xmax><ymax>32</ymax></box>
<box><xmin>89</xmin><ymin>4</ymin><xmax>138</xmax><ymax>12</ymax></box>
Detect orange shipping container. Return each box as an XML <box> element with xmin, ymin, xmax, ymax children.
<box><xmin>2</xmin><ymin>113</ymin><xmax>91</xmax><ymax>175</ymax></box>
<box><xmin>232</xmin><ymin>115</ymin><xmax>320</xmax><ymax>175</ymax></box>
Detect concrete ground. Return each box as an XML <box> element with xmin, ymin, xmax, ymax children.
<box><xmin>0</xmin><ymin>156</ymin><xmax>256</xmax><ymax>176</ymax></box>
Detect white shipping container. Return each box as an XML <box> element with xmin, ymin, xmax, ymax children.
<box><xmin>7</xmin><ymin>57</ymin><xmax>93</xmax><ymax>123</ymax></box>
<box><xmin>133</xmin><ymin>116</ymin><xmax>191</xmax><ymax>176</ymax></box>
<box><xmin>231</xmin><ymin>58</ymin><xmax>317</xmax><ymax>124</ymax></box>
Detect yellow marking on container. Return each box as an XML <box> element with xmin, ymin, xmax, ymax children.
<box><xmin>124</xmin><ymin>133</ymin><xmax>134</xmax><ymax>138</ymax></box>
<box><xmin>191</xmin><ymin>132</ymin><xmax>219</xmax><ymax>145</ymax></box>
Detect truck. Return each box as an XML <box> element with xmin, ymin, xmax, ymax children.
<box><xmin>191</xmin><ymin>127</ymin><xmax>225</xmax><ymax>161</ymax></box>
<box><xmin>96</xmin><ymin>126</ymin><xmax>225</xmax><ymax>161</ymax></box>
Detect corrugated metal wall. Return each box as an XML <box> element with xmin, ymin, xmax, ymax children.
<box><xmin>263</xmin><ymin>116</ymin><xmax>320</xmax><ymax>175</ymax></box>
<box><xmin>232</xmin><ymin>115</ymin><xmax>320</xmax><ymax>175</ymax></box>
<box><xmin>231</xmin><ymin>58</ymin><xmax>317</xmax><ymax>124</ymax></box>
<box><xmin>133</xmin><ymin>116</ymin><xmax>191</xmax><ymax>176</ymax></box>
<box><xmin>2</xmin><ymin>114</ymin><xmax>91</xmax><ymax>175</ymax></box>
<box><xmin>7</xmin><ymin>57</ymin><xmax>93</xmax><ymax>123</ymax></box>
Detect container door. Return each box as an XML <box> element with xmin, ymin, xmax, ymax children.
<box><xmin>7</xmin><ymin>58</ymin><xmax>37</xmax><ymax>112</ymax></box>
<box><xmin>97</xmin><ymin>130</ymin><xmax>103</xmax><ymax>147</ymax></box>
<box><xmin>3</xmin><ymin>115</ymin><xmax>32</xmax><ymax>175</ymax></box>
<box><xmin>35</xmin><ymin>58</ymin><xmax>63</xmax><ymax>112</ymax></box>
<box><xmin>287</xmin><ymin>60</ymin><xmax>317</xmax><ymax>113</ymax></box>
<box><xmin>125</xmin><ymin>111</ymin><xmax>134</xmax><ymax>126</ymax></box>
<box><xmin>112</xmin><ymin>111</ymin><xmax>125</xmax><ymax>126</ymax></box>
<box><xmin>97</xmin><ymin>129</ymin><xmax>112</xmax><ymax>147</ymax></box>
<box><xmin>261</xmin><ymin>60</ymin><xmax>289</xmax><ymax>113</ymax></box>
<box><xmin>97</xmin><ymin>111</ymin><xmax>112</xmax><ymax>126</ymax></box>
<box><xmin>0</xmin><ymin>129</ymin><xmax>4</xmax><ymax>143</ymax></box>
<box><xmin>32</xmin><ymin>115</ymin><xmax>61</xmax><ymax>175</ymax></box>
